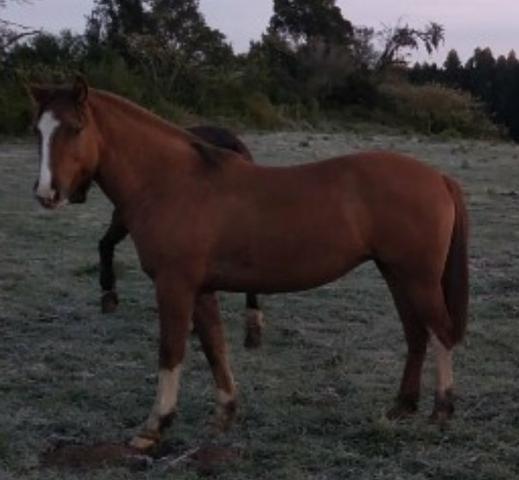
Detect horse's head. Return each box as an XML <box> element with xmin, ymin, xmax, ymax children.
<box><xmin>29</xmin><ymin>76</ymin><xmax>99</xmax><ymax>209</ymax></box>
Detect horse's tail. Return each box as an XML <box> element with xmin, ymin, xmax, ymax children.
<box><xmin>441</xmin><ymin>175</ymin><xmax>469</xmax><ymax>345</ymax></box>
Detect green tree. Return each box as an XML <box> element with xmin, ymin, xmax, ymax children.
<box><xmin>120</xmin><ymin>0</ymin><xmax>234</xmax><ymax>111</ymax></box>
<box><xmin>86</xmin><ymin>0</ymin><xmax>146</xmax><ymax>45</ymax></box>
<box><xmin>443</xmin><ymin>49</ymin><xmax>462</xmax><ymax>86</ymax></box>
<box><xmin>145</xmin><ymin>0</ymin><xmax>232</xmax><ymax>65</ymax></box>
<box><xmin>465</xmin><ymin>47</ymin><xmax>496</xmax><ymax>104</ymax></box>
<box><xmin>506</xmin><ymin>50</ymin><xmax>518</xmax><ymax>68</ymax></box>
<box><xmin>493</xmin><ymin>50</ymin><xmax>519</xmax><ymax>140</ymax></box>
<box><xmin>351</xmin><ymin>26</ymin><xmax>377</xmax><ymax>68</ymax></box>
<box><xmin>268</xmin><ymin>0</ymin><xmax>353</xmax><ymax>47</ymax></box>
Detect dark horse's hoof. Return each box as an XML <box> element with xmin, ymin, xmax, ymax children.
<box><xmin>243</xmin><ymin>309</ymin><xmax>265</xmax><ymax>349</ymax></box>
<box><xmin>101</xmin><ymin>290</ymin><xmax>119</xmax><ymax>314</ymax></box>
<box><xmin>386</xmin><ymin>395</ymin><xmax>419</xmax><ymax>420</ymax></box>
<box><xmin>429</xmin><ymin>390</ymin><xmax>455</xmax><ymax>425</ymax></box>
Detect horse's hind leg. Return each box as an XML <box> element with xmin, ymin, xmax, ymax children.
<box><xmin>387</xmin><ymin>314</ymin><xmax>428</xmax><ymax>420</ymax></box>
<box><xmin>379</xmin><ymin>267</ymin><xmax>429</xmax><ymax>419</ymax></box>
<box><xmin>244</xmin><ymin>293</ymin><xmax>265</xmax><ymax>349</ymax></box>
<box><xmin>429</xmin><ymin>332</ymin><xmax>454</xmax><ymax>423</ymax></box>
<box><xmin>380</xmin><ymin>265</ymin><xmax>455</xmax><ymax>421</ymax></box>
<box><xmin>406</xmin><ymin>284</ymin><xmax>456</xmax><ymax>422</ymax></box>
<box><xmin>193</xmin><ymin>293</ymin><xmax>237</xmax><ymax>430</ymax></box>
<box><xmin>98</xmin><ymin>209</ymin><xmax>128</xmax><ymax>313</ymax></box>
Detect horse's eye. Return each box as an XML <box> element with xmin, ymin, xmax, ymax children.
<box><xmin>64</xmin><ymin>123</ymin><xmax>82</xmax><ymax>135</ymax></box>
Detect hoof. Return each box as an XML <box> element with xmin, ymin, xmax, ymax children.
<box><xmin>244</xmin><ymin>309</ymin><xmax>265</xmax><ymax>349</ymax></box>
<box><xmin>386</xmin><ymin>395</ymin><xmax>418</xmax><ymax>420</ymax></box>
<box><xmin>101</xmin><ymin>290</ymin><xmax>119</xmax><ymax>314</ymax></box>
<box><xmin>129</xmin><ymin>433</ymin><xmax>159</xmax><ymax>451</ymax></box>
<box><xmin>429</xmin><ymin>390</ymin><xmax>454</xmax><ymax>425</ymax></box>
<box><xmin>213</xmin><ymin>397</ymin><xmax>237</xmax><ymax>433</ymax></box>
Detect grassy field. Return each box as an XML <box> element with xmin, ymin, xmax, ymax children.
<box><xmin>1</xmin><ymin>131</ymin><xmax>519</xmax><ymax>479</ymax></box>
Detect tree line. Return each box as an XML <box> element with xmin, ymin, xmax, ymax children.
<box><xmin>411</xmin><ymin>48</ymin><xmax>519</xmax><ymax>141</ymax></box>
<box><xmin>0</xmin><ymin>0</ymin><xmax>510</xmax><ymax>139</ymax></box>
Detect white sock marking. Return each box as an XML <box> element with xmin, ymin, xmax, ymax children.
<box><xmin>430</xmin><ymin>333</ymin><xmax>453</xmax><ymax>394</ymax></box>
<box><xmin>217</xmin><ymin>388</ymin><xmax>234</xmax><ymax>406</ymax></box>
<box><xmin>153</xmin><ymin>365</ymin><xmax>183</xmax><ymax>417</ymax></box>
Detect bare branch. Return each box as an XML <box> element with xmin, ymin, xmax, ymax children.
<box><xmin>1</xmin><ymin>27</ymin><xmax>39</xmax><ymax>49</ymax></box>
<box><xmin>375</xmin><ymin>21</ymin><xmax>444</xmax><ymax>71</ymax></box>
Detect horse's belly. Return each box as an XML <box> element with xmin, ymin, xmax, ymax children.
<box><xmin>209</xmin><ymin>232</ymin><xmax>367</xmax><ymax>293</ymax></box>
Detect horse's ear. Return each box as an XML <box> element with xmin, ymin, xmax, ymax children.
<box><xmin>72</xmin><ymin>74</ymin><xmax>88</xmax><ymax>105</ymax></box>
<box><xmin>27</xmin><ymin>84</ymin><xmax>52</xmax><ymax>106</ymax></box>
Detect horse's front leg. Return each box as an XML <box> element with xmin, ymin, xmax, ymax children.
<box><xmin>98</xmin><ymin>210</ymin><xmax>128</xmax><ymax>313</ymax></box>
<box><xmin>193</xmin><ymin>293</ymin><xmax>237</xmax><ymax>430</ymax></box>
<box><xmin>130</xmin><ymin>277</ymin><xmax>194</xmax><ymax>451</ymax></box>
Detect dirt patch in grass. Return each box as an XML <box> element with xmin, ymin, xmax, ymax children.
<box><xmin>40</xmin><ymin>441</ymin><xmax>242</xmax><ymax>475</ymax></box>
<box><xmin>40</xmin><ymin>442</ymin><xmax>142</xmax><ymax>470</ymax></box>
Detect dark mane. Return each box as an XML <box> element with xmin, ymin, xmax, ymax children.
<box><xmin>190</xmin><ymin>140</ymin><xmax>229</xmax><ymax>168</ymax></box>
<box><xmin>187</xmin><ymin>125</ymin><xmax>253</xmax><ymax>162</ymax></box>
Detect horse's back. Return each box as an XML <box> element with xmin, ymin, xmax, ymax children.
<box><xmin>231</xmin><ymin>150</ymin><xmax>456</xmax><ymax>281</ymax></box>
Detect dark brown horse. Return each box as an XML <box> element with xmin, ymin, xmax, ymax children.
<box><xmin>98</xmin><ymin>125</ymin><xmax>265</xmax><ymax>348</ymax></box>
<box><xmin>30</xmin><ymin>78</ymin><xmax>469</xmax><ymax>451</ymax></box>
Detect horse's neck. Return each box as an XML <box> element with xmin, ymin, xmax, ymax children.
<box><xmin>89</xmin><ymin>92</ymin><xmax>191</xmax><ymax>213</ymax></box>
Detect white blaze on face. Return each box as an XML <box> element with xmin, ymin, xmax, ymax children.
<box><xmin>36</xmin><ymin>111</ymin><xmax>60</xmax><ymax>200</ymax></box>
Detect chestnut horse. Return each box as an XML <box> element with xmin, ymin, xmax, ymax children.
<box><xmin>98</xmin><ymin>124</ymin><xmax>265</xmax><ymax>348</ymax></box>
<box><xmin>30</xmin><ymin>78</ymin><xmax>469</xmax><ymax>451</ymax></box>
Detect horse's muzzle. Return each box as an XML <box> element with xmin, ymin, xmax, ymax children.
<box><xmin>34</xmin><ymin>188</ymin><xmax>67</xmax><ymax>210</ymax></box>
<box><xmin>35</xmin><ymin>195</ymin><xmax>64</xmax><ymax>209</ymax></box>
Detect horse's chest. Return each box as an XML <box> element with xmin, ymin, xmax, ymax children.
<box><xmin>129</xmin><ymin>214</ymin><xmax>209</xmax><ymax>278</ymax></box>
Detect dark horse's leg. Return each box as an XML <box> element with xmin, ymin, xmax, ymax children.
<box><xmin>98</xmin><ymin>209</ymin><xmax>128</xmax><ymax>313</ymax></box>
<box><xmin>244</xmin><ymin>293</ymin><xmax>265</xmax><ymax>349</ymax></box>
<box><xmin>379</xmin><ymin>263</ymin><xmax>455</xmax><ymax>422</ymax></box>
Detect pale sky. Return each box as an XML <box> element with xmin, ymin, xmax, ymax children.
<box><xmin>3</xmin><ymin>0</ymin><xmax>519</xmax><ymax>64</ymax></box>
